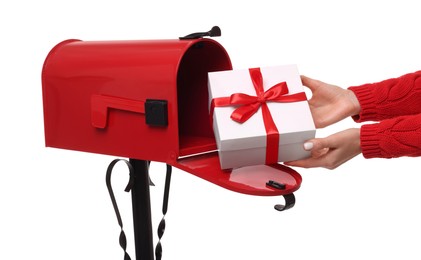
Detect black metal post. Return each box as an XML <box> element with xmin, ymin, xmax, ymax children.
<box><xmin>129</xmin><ymin>159</ymin><xmax>154</xmax><ymax>260</ymax></box>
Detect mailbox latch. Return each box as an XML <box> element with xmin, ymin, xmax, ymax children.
<box><xmin>145</xmin><ymin>99</ymin><xmax>168</xmax><ymax>127</ymax></box>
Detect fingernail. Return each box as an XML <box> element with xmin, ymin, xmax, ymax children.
<box><xmin>304</xmin><ymin>142</ymin><xmax>313</xmax><ymax>151</ymax></box>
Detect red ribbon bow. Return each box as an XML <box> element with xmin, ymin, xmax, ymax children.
<box><xmin>210</xmin><ymin>67</ymin><xmax>307</xmax><ymax>164</ymax></box>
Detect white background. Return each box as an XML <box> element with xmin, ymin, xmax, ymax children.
<box><xmin>1</xmin><ymin>1</ymin><xmax>421</xmax><ymax>259</ymax></box>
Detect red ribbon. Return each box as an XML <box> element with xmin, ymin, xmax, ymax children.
<box><xmin>210</xmin><ymin>67</ymin><xmax>307</xmax><ymax>164</ymax></box>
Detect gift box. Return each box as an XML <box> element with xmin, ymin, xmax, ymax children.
<box><xmin>208</xmin><ymin>64</ymin><xmax>316</xmax><ymax>169</ymax></box>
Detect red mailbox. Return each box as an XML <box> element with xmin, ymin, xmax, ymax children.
<box><xmin>42</xmin><ymin>29</ymin><xmax>302</xmax><ymax>197</ymax></box>
<box><xmin>42</xmin><ymin>27</ymin><xmax>304</xmax><ymax>260</ymax></box>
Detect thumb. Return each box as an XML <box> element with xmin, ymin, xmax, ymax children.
<box><xmin>303</xmin><ymin>138</ymin><xmax>331</xmax><ymax>151</ymax></box>
<box><xmin>303</xmin><ymin>138</ymin><xmax>333</xmax><ymax>158</ymax></box>
<box><xmin>300</xmin><ymin>75</ymin><xmax>322</xmax><ymax>92</ymax></box>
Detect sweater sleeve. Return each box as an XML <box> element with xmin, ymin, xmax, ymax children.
<box><xmin>360</xmin><ymin>113</ymin><xmax>421</xmax><ymax>158</ymax></box>
<box><xmin>348</xmin><ymin>71</ymin><xmax>421</xmax><ymax>122</ymax></box>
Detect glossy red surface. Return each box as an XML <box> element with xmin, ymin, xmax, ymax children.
<box><xmin>175</xmin><ymin>152</ymin><xmax>301</xmax><ymax>196</ymax></box>
<box><xmin>42</xmin><ymin>38</ymin><xmax>231</xmax><ymax>162</ymax></box>
<box><xmin>91</xmin><ymin>94</ymin><xmax>145</xmax><ymax>129</ymax></box>
<box><xmin>42</xmin><ymin>37</ymin><xmax>302</xmax><ymax>196</ymax></box>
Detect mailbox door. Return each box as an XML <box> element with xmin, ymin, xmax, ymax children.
<box><xmin>173</xmin><ymin>152</ymin><xmax>302</xmax><ymax>196</ymax></box>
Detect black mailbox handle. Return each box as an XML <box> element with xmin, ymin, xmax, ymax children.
<box><xmin>179</xmin><ymin>26</ymin><xmax>221</xmax><ymax>40</ymax></box>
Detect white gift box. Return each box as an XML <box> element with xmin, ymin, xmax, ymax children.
<box><xmin>208</xmin><ymin>64</ymin><xmax>316</xmax><ymax>169</ymax></box>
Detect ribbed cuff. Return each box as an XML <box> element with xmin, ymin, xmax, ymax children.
<box><xmin>348</xmin><ymin>84</ymin><xmax>378</xmax><ymax>122</ymax></box>
<box><xmin>360</xmin><ymin>123</ymin><xmax>382</xmax><ymax>158</ymax></box>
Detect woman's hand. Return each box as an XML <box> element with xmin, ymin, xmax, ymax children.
<box><xmin>284</xmin><ymin>128</ymin><xmax>362</xmax><ymax>169</ymax></box>
<box><xmin>302</xmin><ymin>75</ymin><xmax>361</xmax><ymax>128</ymax></box>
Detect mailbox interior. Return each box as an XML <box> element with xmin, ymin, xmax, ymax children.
<box><xmin>177</xmin><ymin>41</ymin><xmax>232</xmax><ymax>157</ymax></box>
<box><xmin>173</xmin><ymin>40</ymin><xmax>302</xmax><ymax>197</ymax></box>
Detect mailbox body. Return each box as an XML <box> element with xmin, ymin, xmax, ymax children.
<box><xmin>42</xmin><ymin>38</ymin><xmax>231</xmax><ymax>163</ymax></box>
<box><xmin>42</xmin><ymin>37</ymin><xmax>303</xmax><ymax>197</ymax></box>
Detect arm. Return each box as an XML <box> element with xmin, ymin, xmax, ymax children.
<box><xmin>284</xmin><ymin>113</ymin><xmax>421</xmax><ymax>169</ymax></box>
<box><xmin>360</xmin><ymin>113</ymin><xmax>421</xmax><ymax>158</ymax></box>
<box><xmin>349</xmin><ymin>71</ymin><xmax>421</xmax><ymax>122</ymax></box>
<box><xmin>287</xmin><ymin>73</ymin><xmax>421</xmax><ymax>169</ymax></box>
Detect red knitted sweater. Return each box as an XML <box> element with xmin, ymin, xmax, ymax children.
<box><xmin>348</xmin><ymin>71</ymin><xmax>421</xmax><ymax>159</ymax></box>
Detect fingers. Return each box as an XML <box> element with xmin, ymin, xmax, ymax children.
<box><xmin>284</xmin><ymin>157</ymin><xmax>327</xmax><ymax>169</ymax></box>
<box><xmin>309</xmin><ymin>137</ymin><xmax>336</xmax><ymax>154</ymax></box>
<box><xmin>284</xmin><ymin>129</ymin><xmax>361</xmax><ymax>170</ymax></box>
<box><xmin>303</xmin><ymin>137</ymin><xmax>335</xmax><ymax>155</ymax></box>
<box><xmin>300</xmin><ymin>75</ymin><xmax>323</xmax><ymax>92</ymax></box>
<box><xmin>285</xmin><ymin>148</ymin><xmax>345</xmax><ymax>170</ymax></box>
<box><xmin>285</xmin><ymin>138</ymin><xmax>331</xmax><ymax>168</ymax></box>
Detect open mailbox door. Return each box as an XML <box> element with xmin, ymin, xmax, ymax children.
<box><xmin>174</xmin><ymin>151</ymin><xmax>301</xmax><ymax>210</ymax></box>
<box><xmin>175</xmin><ymin>152</ymin><xmax>302</xmax><ymax>197</ymax></box>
